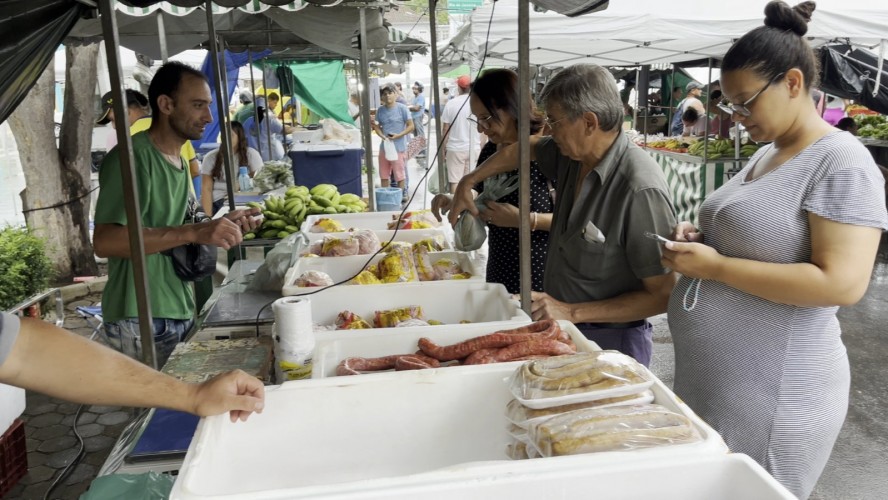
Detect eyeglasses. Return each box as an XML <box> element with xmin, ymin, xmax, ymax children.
<box><xmin>467</xmin><ymin>115</ymin><xmax>494</xmax><ymax>130</ymax></box>
<box><xmin>717</xmin><ymin>72</ymin><xmax>784</xmax><ymax>117</ymax></box>
<box><xmin>544</xmin><ymin>115</ymin><xmax>570</xmax><ymax>131</ymax></box>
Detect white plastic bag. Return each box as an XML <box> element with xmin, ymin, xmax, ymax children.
<box><xmin>383</xmin><ymin>139</ymin><xmax>399</xmax><ymax>161</ymax></box>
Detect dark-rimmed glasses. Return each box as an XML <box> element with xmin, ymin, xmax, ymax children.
<box><xmin>717</xmin><ymin>72</ymin><xmax>785</xmax><ymax>117</ymax></box>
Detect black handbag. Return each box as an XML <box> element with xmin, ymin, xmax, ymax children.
<box><xmin>162</xmin><ymin>198</ymin><xmax>217</xmax><ymax>282</ymax></box>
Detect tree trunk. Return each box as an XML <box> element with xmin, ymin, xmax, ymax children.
<box><xmin>8</xmin><ymin>44</ymin><xmax>99</xmax><ymax>281</ymax></box>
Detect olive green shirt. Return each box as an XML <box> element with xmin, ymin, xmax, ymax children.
<box><xmin>94</xmin><ymin>131</ymin><xmax>194</xmax><ymax>323</ymax></box>
<box><xmin>535</xmin><ymin>133</ymin><xmax>676</xmax><ymax>304</ymax></box>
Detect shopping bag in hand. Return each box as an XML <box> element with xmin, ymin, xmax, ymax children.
<box><xmin>383</xmin><ymin>139</ymin><xmax>399</xmax><ymax>161</ymax></box>
<box><xmin>453</xmin><ymin>174</ymin><xmax>520</xmax><ymax>251</ymax></box>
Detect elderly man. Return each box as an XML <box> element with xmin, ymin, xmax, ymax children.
<box><xmin>448</xmin><ymin>64</ymin><xmax>676</xmax><ymax>366</ymax></box>
<box><xmin>94</xmin><ymin>62</ymin><xmax>261</xmax><ymax>368</ymax></box>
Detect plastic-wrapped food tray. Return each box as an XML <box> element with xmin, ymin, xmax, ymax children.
<box><xmin>311</xmin><ymin>320</ymin><xmax>599</xmax><ymax>378</ymax></box>
<box><xmin>302</xmin><ymin>211</ymin><xmax>412</xmax><ymax>234</ymax></box>
<box><xmin>282</xmin><ymin>251</ymin><xmax>482</xmax><ymax>295</ymax></box>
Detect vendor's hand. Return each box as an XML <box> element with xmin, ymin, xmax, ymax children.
<box><xmin>193</xmin><ymin>217</ymin><xmax>244</xmax><ymax>250</ymax></box>
<box><xmin>224</xmin><ymin>207</ymin><xmax>262</xmax><ymax>234</ymax></box>
<box><xmin>447</xmin><ymin>177</ymin><xmax>478</xmax><ymax>227</ymax></box>
<box><xmin>528</xmin><ymin>291</ymin><xmax>574</xmax><ymax>322</ymax></box>
<box><xmin>190</xmin><ymin>370</ymin><xmax>265</xmax><ymax>423</ymax></box>
<box><xmin>480</xmin><ymin>201</ymin><xmax>519</xmax><ymax>228</ymax></box>
<box><xmin>431</xmin><ymin>194</ymin><xmax>453</xmax><ymax>222</ymax></box>
<box><xmin>671</xmin><ymin>221</ymin><xmax>704</xmax><ymax>243</ymax></box>
<box><xmin>661</xmin><ymin>240</ymin><xmax>723</xmax><ymax>280</ymax></box>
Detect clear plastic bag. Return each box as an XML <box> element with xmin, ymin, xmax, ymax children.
<box><xmin>310</xmin><ymin>218</ymin><xmax>345</xmax><ymax>233</ymax></box>
<box><xmin>508</xmin><ymin>351</ymin><xmax>653</xmax><ymax>409</ymax></box>
<box><xmin>526</xmin><ymin>403</ymin><xmax>701</xmax><ymax>457</ymax></box>
<box><xmin>320</xmin><ymin>235</ymin><xmax>360</xmax><ymax>256</ymax></box>
<box><xmin>294</xmin><ymin>270</ymin><xmax>334</xmax><ymax>287</ymax></box>
<box><xmin>246</xmin><ymin>232</ymin><xmax>309</xmax><ymax>291</ymax></box>
<box><xmin>505</xmin><ymin>390</ymin><xmax>655</xmax><ymax>429</ymax></box>
<box><xmin>454</xmin><ymin>173</ymin><xmax>520</xmax><ymax>251</ymax></box>
<box><xmin>378</xmin><ymin>245</ymin><xmax>419</xmax><ymax>283</ymax></box>
<box><xmin>383</xmin><ymin>139</ymin><xmax>398</xmax><ymax>161</ymax></box>
<box><xmin>412</xmin><ymin>244</ymin><xmax>437</xmax><ymax>281</ymax></box>
<box><xmin>373</xmin><ymin>306</ymin><xmax>424</xmax><ymax>328</ymax></box>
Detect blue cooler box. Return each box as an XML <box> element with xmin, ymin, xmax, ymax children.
<box><xmin>288</xmin><ymin>147</ymin><xmax>364</xmax><ymax>197</ymax></box>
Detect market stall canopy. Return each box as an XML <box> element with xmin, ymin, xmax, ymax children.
<box><xmin>69</xmin><ymin>1</ymin><xmax>427</xmax><ymax>61</ymax></box>
<box><xmin>471</xmin><ymin>0</ymin><xmax>888</xmax><ymax>68</ymax></box>
<box><xmin>820</xmin><ymin>43</ymin><xmax>888</xmax><ymax>115</ymax></box>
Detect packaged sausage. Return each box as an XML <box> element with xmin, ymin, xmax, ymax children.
<box><xmin>526</xmin><ymin>403</ymin><xmax>701</xmax><ymax>457</ymax></box>
<box><xmin>505</xmin><ymin>390</ymin><xmax>655</xmax><ymax>429</ymax></box>
<box><xmin>508</xmin><ymin>351</ymin><xmax>653</xmax><ymax>409</ymax></box>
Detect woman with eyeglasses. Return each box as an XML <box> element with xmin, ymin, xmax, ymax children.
<box><xmin>431</xmin><ymin>69</ymin><xmax>554</xmax><ymax>294</ymax></box>
<box><xmin>661</xmin><ymin>2</ymin><xmax>888</xmax><ymax>497</ymax></box>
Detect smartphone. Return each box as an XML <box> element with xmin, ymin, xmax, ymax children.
<box><xmin>644</xmin><ymin>231</ymin><xmax>670</xmax><ymax>244</ymax></box>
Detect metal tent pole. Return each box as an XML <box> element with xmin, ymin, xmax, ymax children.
<box><xmin>632</xmin><ymin>67</ymin><xmax>639</xmax><ymax>131</ymax></box>
<box><xmin>206</xmin><ymin>2</ymin><xmax>236</xmax><ymax>212</ymax></box>
<box><xmin>261</xmin><ymin>59</ymin><xmax>273</xmax><ymax>159</ymax></box>
<box><xmin>517</xmin><ymin>0</ymin><xmax>532</xmax><ymax>315</ymax></box>
<box><xmin>248</xmin><ymin>47</ymin><xmax>261</xmax><ymax>154</ymax></box>
<box><xmin>157</xmin><ymin>11</ymin><xmax>168</xmax><ymax>64</ymax></box>
<box><xmin>428</xmin><ymin>0</ymin><xmax>447</xmax><ymax>193</ymax></box>
<box><xmin>99</xmin><ymin>0</ymin><xmax>157</xmax><ymax>369</ymax></box>
<box><xmin>358</xmin><ymin>8</ymin><xmax>376</xmax><ymax>210</ymax></box>
<box><xmin>702</xmin><ymin>57</ymin><xmax>712</xmax><ymax>161</ymax></box>
<box><xmin>667</xmin><ymin>65</ymin><xmax>676</xmax><ymax>132</ymax></box>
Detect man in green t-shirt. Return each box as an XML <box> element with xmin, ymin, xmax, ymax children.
<box><xmin>94</xmin><ymin>62</ymin><xmax>260</xmax><ymax>367</ymax></box>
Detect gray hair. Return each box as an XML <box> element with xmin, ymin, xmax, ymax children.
<box><xmin>541</xmin><ymin>64</ymin><xmax>623</xmax><ymax>132</ymax></box>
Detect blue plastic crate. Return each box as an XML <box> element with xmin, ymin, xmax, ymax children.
<box><xmin>288</xmin><ymin>148</ymin><xmax>364</xmax><ymax>197</ymax></box>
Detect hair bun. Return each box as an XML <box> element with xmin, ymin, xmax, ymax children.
<box><xmin>764</xmin><ymin>0</ymin><xmax>816</xmax><ymax>36</ymax></box>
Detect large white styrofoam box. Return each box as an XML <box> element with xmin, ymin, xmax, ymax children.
<box><xmin>304</xmin><ymin>227</ymin><xmax>452</xmax><ymax>248</ymax></box>
<box><xmin>0</xmin><ymin>383</ymin><xmax>26</xmax><ymax>434</ymax></box>
<box><xmin>290</xmin><ymin>281</ymin><xmax>528</xmax><ymax>331</ymax></box>
<box><xmin>311</xmin><ymin>320</ymin><xmax>599</xmax><ymax>378</ymax></box>
<box><xmin>171</xmin><ymin>364</ymin><xmax>733</xmax><ymax>500</ymax></box>
<box><xmin>282</xmin><ymin>251</ymin><xmax>483</xmax><ymax>296</ymax></box>
<box><xmin>302</xmin><ymin>211</ymin><xmax>410</xmax><ymax>234</ymax></box>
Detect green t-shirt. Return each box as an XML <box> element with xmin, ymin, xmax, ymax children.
<box><xmin>94</xmin><ymin>131</ymin><xmax>194</xmax><ymax>323</ymax></box>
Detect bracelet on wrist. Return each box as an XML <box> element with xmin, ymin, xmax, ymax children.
<box><xmin>531</xmin><ymin>212</ymin><xmax>538</xmax><ymax>231</ymax></box>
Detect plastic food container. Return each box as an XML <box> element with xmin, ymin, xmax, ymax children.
<box><xmin>171</xmin><ymin>364</ymin><xmax>738</xmax><ymax>500</ymax></box>
<box><xmin>311</xmin><ymin>320</ymin><xmax>599</xmax><ymax>378</ymax></box>
<box><xmin>286</xmin><ymin>281</ymin><xmax>529</xmax><ymax>333</ymax></box>
<box><xmin>282</xmin><ymin>251</ymin><xmax>483</xmax><ymax>295</ymax></box>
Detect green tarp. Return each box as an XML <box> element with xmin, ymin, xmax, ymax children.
<box><xmin>261</xmin><ymin>60</ymin><xmax>351</xmax><ymax>124</ymax></box>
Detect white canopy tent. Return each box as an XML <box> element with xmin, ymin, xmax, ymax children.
<box><xmin>470</xmin><ymin>0</ymin><xmax>888</xmax><ymax>68</ymax></box>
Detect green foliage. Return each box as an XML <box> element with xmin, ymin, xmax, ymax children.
<box><xmin>0</xmin><ymin>226</ymin><xmax>53</xmax><ymax>310</ymax></box>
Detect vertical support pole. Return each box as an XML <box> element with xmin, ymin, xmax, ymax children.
<box><xmin>667</xmin><ymin>65</ymin><xmax>677</xmax><ymax>131</ymax></box>
<box><xmin>358</xmin><ymin>8</ymin><xmax>376</xmax><ymax>209</ymax></box>
<box><xmin>261</xmin><ymin>59</ymin><xmax>273</xmax><ymax>159</ymax></box>
<box><xmin>99</xmin><ymin>0</ymin><xmax>157</xmax><ymax>369</ymax></box>
<box><xmin>156</xmin><ymin>11</ymin><xmax>168</xmax><ymax>64</ymax></box>
<box><xmin>206</xmin><ymin>2</ymin><xmax>236</xmax><ymax>211</ymax></box>
<box><xmin>517</xmin><ymin>0</ymin><xmax>532</xmax><ymax>315</ymax></box>
<box><xmin>702</xmin><ymin>57</ymin><xmax>712</xmax><ymax>162</ymax></box>
<box><xmin>429</xmin><ymin>0</ymin><xmax>447</xmax><ymax>193</ymax></box>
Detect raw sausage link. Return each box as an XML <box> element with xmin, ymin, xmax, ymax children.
<box><xmin>418</xmin><ymin>328</ymin><xmax>561</xmax><ymax>361</ymax></box>
<box><xmin>335</xmin><ymin>355</ymin><xmax>401</xmax><ymax>376</ymax></box>
<box><xmin>494</xmin><ymin>339</ymin><xmax>575</xmax><ymax>362</ymax></box>
<box><xmin>394</xmin><ymin>355</ymin><xmax>436</xmax><ymax>371</ymax></box>
<box><xmin>496</xmin><ymin>319</ymin><xmax>559</xmax><ymax>336</ymax></box>
<box><xmin>463</xmin><ymin>348</ymin><xmax>500</xmax><ymax>365</ymax></box>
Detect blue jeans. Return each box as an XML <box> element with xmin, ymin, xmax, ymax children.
<box><xmin>105</xmin><ymin>318</ymin><xmax>194</xmax><ymax>369</ymax></box>
<box><xmin>576</xmin><ymin>321</ymin><xmax>653</xmax><ymax>367</ymax></box>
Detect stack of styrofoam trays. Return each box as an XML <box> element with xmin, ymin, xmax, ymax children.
<box><xmin>282</xmin><ymin>250</ymin><xmax>483</xmax><ymax>295</ymax></box>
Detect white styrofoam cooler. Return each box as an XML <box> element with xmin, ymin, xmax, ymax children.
<box><xmin>288</xmin><ymin>281</ymin><xmax>529</xmax><ymax>331</ymax></box>
<box><xmin>282</xmin><ymin>251</ymin><xmax>483</xmax><ymax>295</ymax></box>
<box><xmin>304</xmin><ymin>227</ymin><xmax>452</xmax><ymax>249</ymax></box>
<box><xmin>171</xmin><ymin>364</ymin><xmax>738</xmax><ymax>500</ymax></box>
<box><xmin>301</xmin><ymin>211</ymin><xmax>410</xmax><ymax>234</ymax></box>
<box><xmin>0</xmin><ymin>383</ymin><xmax>26</xmax><ymax>434</ymax></box>
<box><xmin>311</xmin><ymin>320</ymin><xmax>599</xmax><ymax>378</ymax></box>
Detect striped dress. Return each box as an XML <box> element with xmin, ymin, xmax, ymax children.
<box><xmin>668</xmin><ymin>131</ymin><xmax>888</xmax><ymax>499</ymax></box>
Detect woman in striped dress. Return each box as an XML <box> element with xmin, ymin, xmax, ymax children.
<box><xmin>661</xmin><ymin>2</ymin><xmax>888</xmax><ymax>498</ymax></box>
